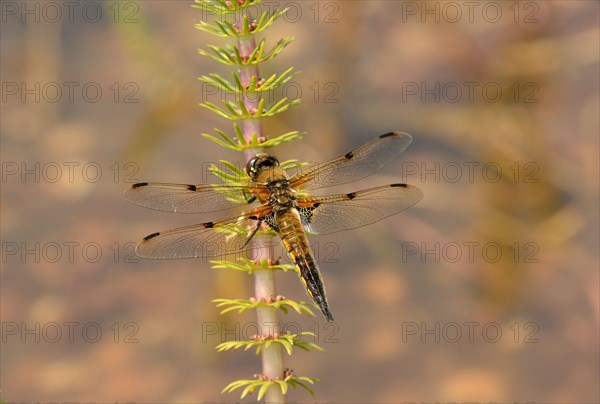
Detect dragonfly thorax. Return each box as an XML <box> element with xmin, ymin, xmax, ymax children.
<box><xmin>267</xmin><ymin>178</ymin><xmax>296</xmax><ymax>212</ymax></box>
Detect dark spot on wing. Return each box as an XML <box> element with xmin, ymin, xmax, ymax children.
<box><xmin>203</xmin><ymin>222</ymin><xmax>215</xmax><ymax>229</ymax></box>
<box><xmin>143</xmin><ymin>232</ymin><xmax>160</xmax><ymax>241</ymax></box>
<box><xmin>380</xmin><ymin>132</ymin><xmax>397</xmax><ymax>139</ymax></box>
<box><xmin>187</xmin><ymin>184</ymin><xmax>197</xmax><ymax>191</ymax></box>
<box><xmin>391</xmin><ymin>183</ymin><xmax>408</xmax><ymax>188</ymax></box>
<box><xmin>132</xmin><ymin>182</ymin><xmax>148</xmax><ymax>188</ymax></box>
<box><xmin>344</xmin><ymin>151</ymin><xmax>354</xmax><ymax>160</ymax></box>
<box><xmin>312</xmin><ymin>202</ymin><xmax>321</xmax><ymax>209</ymax></box>
<box><xmin>346</xmin><ymin>192</ymin><xmax>356</xmax><ymax>200</ymax></box>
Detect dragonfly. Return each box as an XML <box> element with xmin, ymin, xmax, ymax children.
<box><xmin>124</xmin><ymin>132</ymin><xmax>423</xmax><ymax>321</ymax></box>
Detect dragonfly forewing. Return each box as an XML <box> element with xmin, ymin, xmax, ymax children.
<box><xmin>290</xmin><ymin>132</ymin><xmax>413</xmax><ymax>191</ymax></box>
<box><xmin>124</xmin><ymin>182</ymin><xmax>261</xmax><ymax>213</ymax></box>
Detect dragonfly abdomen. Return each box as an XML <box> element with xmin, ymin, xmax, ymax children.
<box><xmin>275</xmin><ymin>208</ymin><xmax>334</xmax><ymax>321</ymax></box>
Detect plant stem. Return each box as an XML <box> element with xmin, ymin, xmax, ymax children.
<box><xmin>238</xmin><ymin>31</ymin><xmax>286</xmax><ymax>404</ymax></box>
<box><xmin>238</xmin><ymin>35</ymin><xmax>263</xmax><ymax>157</ymax></box>
<box><xmin>255</xmin><ymin>268</ymin><xmax>286</xmax><ymax>403</ymax></box>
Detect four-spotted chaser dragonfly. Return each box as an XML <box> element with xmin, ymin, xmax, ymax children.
<box><xmin>124</xmin><ymin>132</ymin><xmax>423</xmax><ymax>321</ymax></box>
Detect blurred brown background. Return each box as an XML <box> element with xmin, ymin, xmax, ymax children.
<box><xmin>1</xmin><ymin>0</ymin><xmax>598</xmax><ymax>402</ymax></box>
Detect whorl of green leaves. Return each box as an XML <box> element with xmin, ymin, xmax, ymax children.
<box><xmin>222</xmin><ymin>373</ymin><xmax>319</xmax><ymax>400</ymax></box>
<box><xmin>213</xmin><ymin>296</ymin><xmax>318</xmax><ymax>317</ymax></box>
<box><xmin>215</xmin><ymin>331</ymin><xmax>324</xmax><ymax>355</ymax></box>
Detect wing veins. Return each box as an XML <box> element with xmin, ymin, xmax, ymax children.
<box><xmin>135</xmin><ymin>206</ymin><xmax>274</xmax><ymax>259</ymax></box>
<box><xmin>290</xmin><ymin>132</ymin><xmax>413</xmax><ymax>190</ymax></box>
<box><xmin>297</xmin><ymin>184</ymin><xmax>423</xmax><ymax>234</ymax></box>
<box><xmin>124</xmin><ymin>182</ymin><xmax>265</xmax><ymax>213</ymax></box>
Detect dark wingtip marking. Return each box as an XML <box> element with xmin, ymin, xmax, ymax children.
<box><xmin>381</xmin><ymin>131</ymin><xmax>412</xmax><ymax>141</ymax></box>
<box><xmin>132</xmin><ymin>182</ymin><xmax>149</xmax><ymax>188</ymax></box>
<box><xmin>344</xmin><ymin>151</ymin><xmax>354</xmax><ymax>160</ymax></box>
<box><xmin>391</xmin><ymin>183</ymin><xmax>408</xmax><ymax>188</ymax></box>
<box><xmin>379</xmin><ymin>132</ymin><xmax>397</xmax><ymax>139</ymax></box>
<box><xmin>346</xmin><ymin>192</ymin><xmax>357</xmax><ymax>200</ymax></box>
<box><xmin>187</xmin><ymin>184</ymin><xmax>197</xmax><ymax>191</ymax></box>
<box><xmin>203</xmin><ymin>222</ymin><xmax>215</xmax><ymax>229</ymax></box>
<box><xmin>143</xmin><ymin>232</ymin><xmax>161</xmax><ymax>241</ymax></box>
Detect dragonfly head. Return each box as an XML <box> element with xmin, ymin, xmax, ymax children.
<box><xmin>246</xmin><ymin>153</ymin><xmax>280</xmax><ymax>180</ymax></box>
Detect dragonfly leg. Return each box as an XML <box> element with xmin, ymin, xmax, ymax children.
<box><xmin>242</xmin><ymin>219</ymin><xmax>263</xmax><ymax>248</ymax></box>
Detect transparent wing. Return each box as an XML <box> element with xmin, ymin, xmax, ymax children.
<box><xmin>135</xmin><ymin>206</ymin><xmax>274</xmax><ymax>259</ymax></box>
<box><xmin>124</xmin><ymin>182</ymin><xmax>264</xmax><ymax>214</ymax></box>
<box><xmin>290</xmin><ymin>132</ymin><xmax>413</xmax><ymax>191</ymax></box>
<box><xmin>297</xmin><ymin>183</ymin><xmax>423</xmax><ymax>235</ymax></box>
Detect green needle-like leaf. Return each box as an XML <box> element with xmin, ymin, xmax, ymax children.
<box><xmin>200</xmin><ymin>44</ymin><xmax>236</xmax><ymax>64</ymax></box>
<box><xmin>257</xmin><ymin>382</ymin><xmax>271</xmax><ymax>400</ymax></box>
<box><xmin>289</xmin><ymin>376</ymin><xmax>319</xmax><ymax>398</ymax></box>
<box><xmin>277</xmin><ymin>379</ymin><xmax>288</xmax><ymax>395</ymax></box>
<box><xmin>253</xmin><ymin>8</ymin><xmax>288</xmax><ymax>34</ymax></box>
<box><xmin>200</xmin><ymin>101</ymin><xmax>236</xmax><ymax>119</ymax></box>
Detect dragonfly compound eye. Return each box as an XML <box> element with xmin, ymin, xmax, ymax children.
<box><xmin>246</xmin><ymin>153</ymin><xmax>280</xmax><ymax>177</ymax></box>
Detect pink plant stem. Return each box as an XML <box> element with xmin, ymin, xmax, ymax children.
<box><xmin>238</xmin><ymin>32</ymin><xmax>286</xmax><ymax>404</ymax></box>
